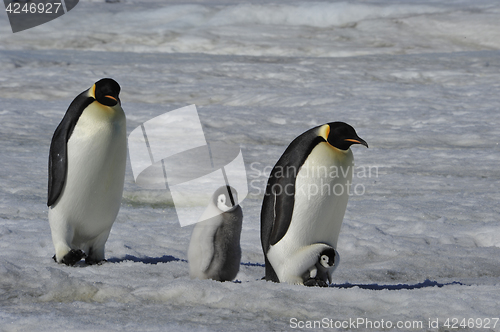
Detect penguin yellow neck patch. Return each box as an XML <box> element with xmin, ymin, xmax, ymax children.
<box><xmin>318</xmin><ymin>124</ymin><xmax>345</xmax><ymax>153</ymax></box>
<box><xmin>89</xmin><ymin>84</ymin><xmax>97</xmax><ymax>99</ymax></box>
<box><xmin>318</xmin><ymin>124</ymin><xmax>330</xmax><ymax>141</ymax></box>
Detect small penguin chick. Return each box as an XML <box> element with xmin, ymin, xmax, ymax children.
<box><xmin>188</xmin><ymin>186</ymin><xmax>243</xmax><ymax>282</ymax></box>
<box><xmin>303</xmin><ymin>248</ymin><xmax>338</xmax><ymax>287</ymax></box>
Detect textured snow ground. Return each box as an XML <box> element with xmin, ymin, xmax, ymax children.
<box><xmin>1</xmin><ymin>1</ymin><xmax>500</xmax><ymax>331</ymax></box>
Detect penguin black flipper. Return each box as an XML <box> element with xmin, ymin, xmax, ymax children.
<box><xmin>47</xmin><ymin>91</ymin><xmax>94</xmax><ymax>207</ymax></box>
<box><xmin>261</xmin><ymin>127</ymin><xmax>325</xmax><ymax>281</ymax></box>
<box><xmin>262</xmin><ymin>129</ymin><xmax>324</xmax><ymax>247</ymax></box>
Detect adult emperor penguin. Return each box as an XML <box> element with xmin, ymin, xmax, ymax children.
<box><xmin>47</xmin><ymin>78</ymin><xmax>127</xmax><ymax>265</ymax></box>
<box><xmin>188</xmin><ymin>186</ymin><xmax>243</xmax><ymax>282</ymax></box>
<box><xmin>260</xmin><ymin>122</ymin><xmax>367</xmax><ymax>285</ymax></box>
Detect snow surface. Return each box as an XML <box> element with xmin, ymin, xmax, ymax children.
<box><xmin>1</xmin><ymin>0</ymin><xmax>500</xmax><ymax>331</ymax></box>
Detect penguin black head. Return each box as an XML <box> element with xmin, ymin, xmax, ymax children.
<box><xmin>319</xmin><ymin>248</ymin><xmax>337</xmax><ymax>268</ymax></box>
<box><xmin>214</xmin><ymin>186</ymin><xmax>238</xmax><ymax>212</ymax></box>
<box><xmin>323</xmin><ymin>122</ymin><xmax>368</xmax><ymax>151</ymax></box>
<box><xmin>94</xmin><ymin>78</ymin><xmax>121</xmax><ymax>107</ymax></box>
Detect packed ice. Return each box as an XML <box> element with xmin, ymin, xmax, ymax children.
<box><xmin>1</xmin><ymin>0</ymin><xmax>499</xmax><ymax>331</ymax></box>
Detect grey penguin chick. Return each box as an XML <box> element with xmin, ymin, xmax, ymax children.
<box><xmin>302</xmin><ymin>247</ymin><xmax>339</xmax><ymax>287</ymax></box>
<box><xmin>47</xmin><ymin>78</ymin><xmax>127</xmax><ymax>265</ymax></box>
<box><xmin>188</xmin><ymin>186</ymin><xmax>243</xmax><ymax>281</ymax></box>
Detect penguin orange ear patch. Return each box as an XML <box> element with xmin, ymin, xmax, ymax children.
<box><xmin>318</xmin><ymin>124</ymin><xmax>330</xmax><ymax>141</ymax></box>
<box><xmin>4</xmin><ymin>0</ymin><xmax>79</xmax><ymax>33</ymax></box>
<box><xmin>90</xmin><ymin>84</ymin><xmax>97</xmax><ymax>99</ymax></box>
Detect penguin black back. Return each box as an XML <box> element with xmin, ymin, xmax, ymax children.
<box><xmin>260</xmin><ymin>127</ymin><xmax>322</xmax><ymax>282</ymax></box>
<box><xmin>261</xmin><ymin>128</ymin><xmax>322</xmax><ymax>251</ymax></box>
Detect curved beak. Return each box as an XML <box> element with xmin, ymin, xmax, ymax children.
<box><xmin>345</xmin><ymin>137</ymin><xmax>368</xmax><ymax>148</ymax></box>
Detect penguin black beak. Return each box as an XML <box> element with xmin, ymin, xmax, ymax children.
<box><xmin>106</xmin><ymin>95</ymin><xmax>120</xmax><ymax>104</ymax></box>
<box><xmin>100</xmin><ymin>95</ymin><xmax>120</xmax><ymax>106</ymax></box>
<box><xmin>345</xmin><ymin>138</ymin><xmax>368</xmax><ymax>148</ymax></box>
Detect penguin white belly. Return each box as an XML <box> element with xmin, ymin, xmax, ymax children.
<box><xmin>49</xmin><ymin>103</ymin><xmax>126</xmax><ymax>251</ymax></box>
<box><xmin>267</xmin><ymin>142</ymin><xmax>353</xmax><ymax>282</ymax></box>
<box><xmin>188</xmin><ymin>204</ymin><xmax>222</xmax><ymax>280</ymax></box>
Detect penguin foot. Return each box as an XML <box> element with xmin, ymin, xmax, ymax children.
<box><xmin>85</xmin><ymin>258</ymin><xmax>107</xmax><ymax>265</ymax></box>
<box><xmin>304</xmin><ymin>278</ymin><xmax>330</xmax><ymax>287</ymax></box>
<box><xmin>262</xmin><ymin>276</ymin><xmax>279</xmax><ymax>282</ymax></box>
<box><xmin>60</xmin><ymin>249</ymin><xmax>86</xmax><ymax>266</ymax></box>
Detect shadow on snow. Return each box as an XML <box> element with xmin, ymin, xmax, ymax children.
<box><xmin>104</xmin><ymin>258</ymin><xmax>467</xmax><ymax>290</ymax></box>
<box><xmin>107</xmin><ymin>254</ymin><xmax>187</xmax><ymax>264</ymax></box>
<box><xmin>331</xmin><ymin>279</ymin><xmax>465</xmax><ymax>290</ymax></box>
